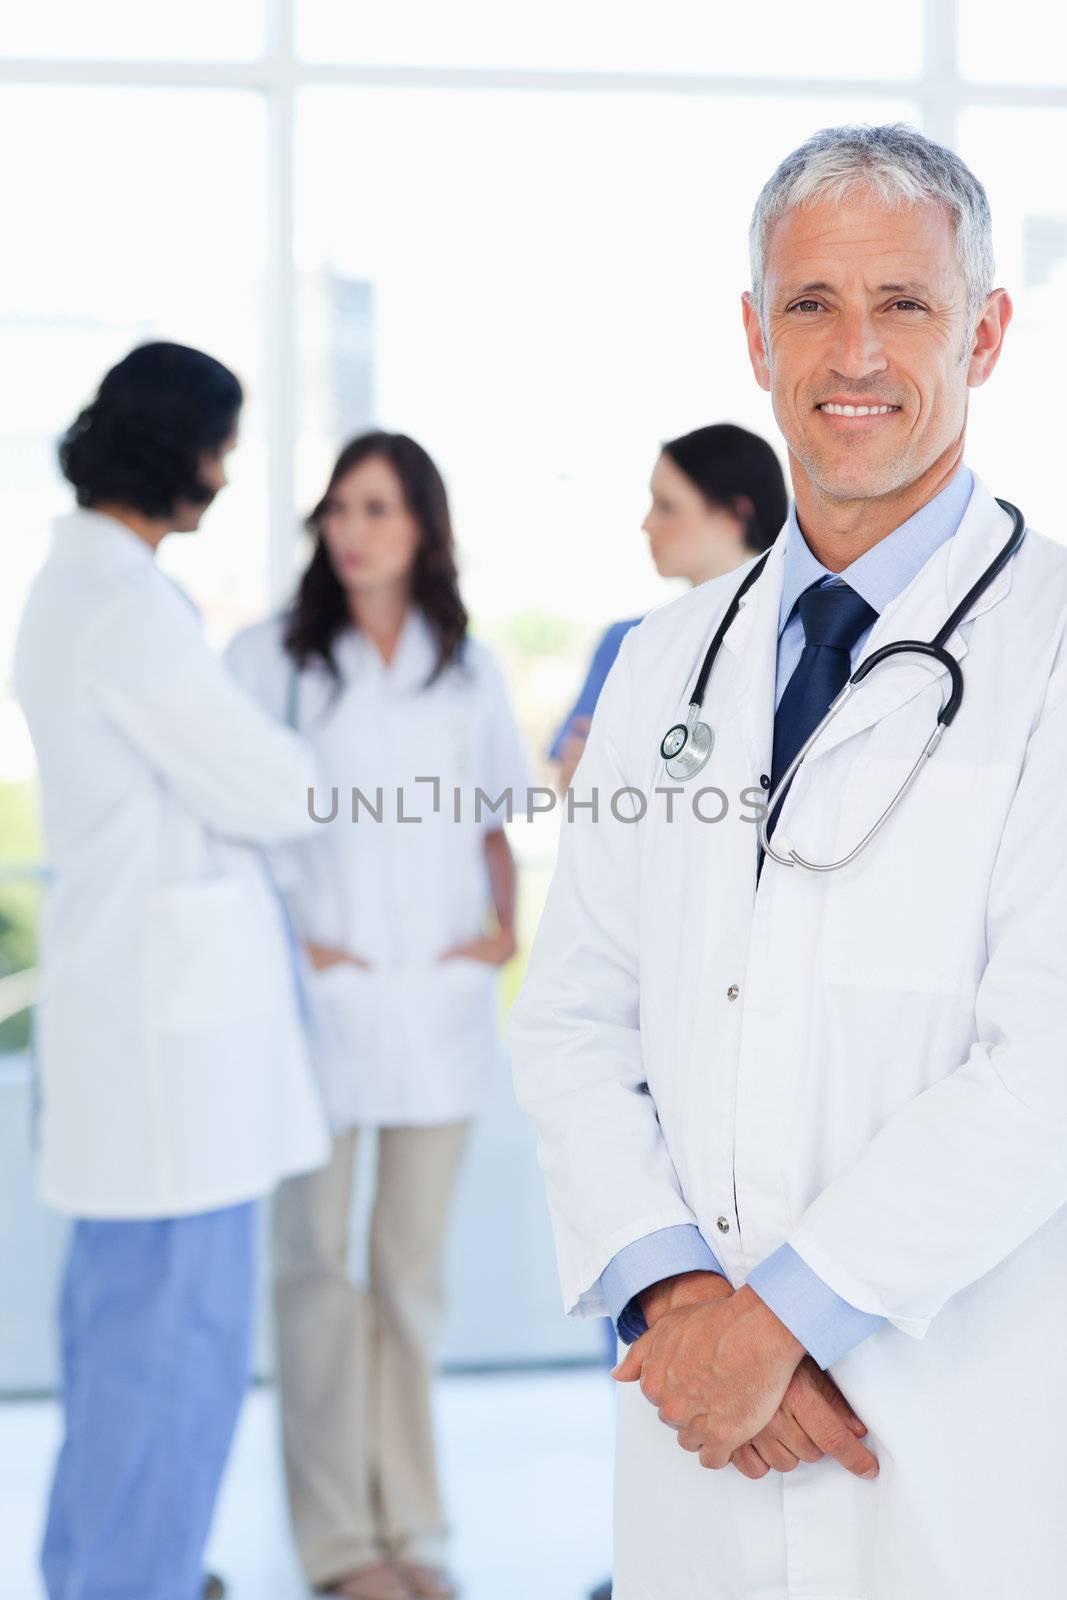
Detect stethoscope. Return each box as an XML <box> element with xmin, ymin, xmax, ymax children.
<box><xmin>659</xmin><ymin>499</ymin><xmax>1027</xmax><ymax>872</ymax></box>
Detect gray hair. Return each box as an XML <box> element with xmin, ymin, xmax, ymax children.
<box><xmin>749</xmin><ymin>123</ymin><xmax>995</xmax><ymax>328</ymax></box>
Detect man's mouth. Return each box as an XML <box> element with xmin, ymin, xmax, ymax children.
<box><xmin>816</xmin><ymin>401</ymin><xmax>901</xmax><ymax>417</ymax></box>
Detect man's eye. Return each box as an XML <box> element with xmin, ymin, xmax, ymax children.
<box><xmin>788</xmin><ymin>300</ymin><xmax>823</xmax><ymax>314</ymax></box>
<box><xmin>890</xmin><ymin>299</ymin><xmax>924</xmax><ymax>311</ymax></box>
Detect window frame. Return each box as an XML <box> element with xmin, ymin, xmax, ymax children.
<box><xmin>1</xmin><ymin>0</ymin><xmax>1064</xmax><ymax>602</ymax></box>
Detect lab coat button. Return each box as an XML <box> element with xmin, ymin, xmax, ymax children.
<box><xmin>716</xmin><ymin>1216</ymin><xmax>731</xmax><ymax>1233</ymax></box>
<box><xmin>726</xmin><ymin>984</ymin><xmax>739</xmax><ymax>1001</ymax></box>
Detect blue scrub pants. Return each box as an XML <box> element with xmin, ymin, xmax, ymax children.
<box><xmin>41</xmin><ymin>1202</ymin><xmax>256</xmax><ymax>1600</ymax></box>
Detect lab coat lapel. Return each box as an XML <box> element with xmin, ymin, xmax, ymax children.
<box><xmin>392</xmin><ymin>608</ymin><xmax>438</xmax><ymax>693</ymax></box>
<box><xmin>721</xmin><ymin>534</ymin><xmax>787</xmax><ymax>781</ymax></box>
<box><xmin>346</xmin><ymin>607</ymin><xmax>436</xmax><ymax>695</ymax></box>
<box><xmin>795</xmin><ymin>476</ymin><xmax>1017</xmax><ymax>768</ymax></box>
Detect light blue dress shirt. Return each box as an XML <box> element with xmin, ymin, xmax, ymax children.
<box><xmin>601</xmin><ymin>467</ymin><xmax>975</xmax><ymax>1367</ymax></box>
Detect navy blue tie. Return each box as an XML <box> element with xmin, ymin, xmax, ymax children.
<box><xmin>767</xmin><ymin>582</ymin><xmax>878</xmax><ymax>837</ymax></box>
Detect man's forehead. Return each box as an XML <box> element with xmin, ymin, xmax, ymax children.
<box><xmin>764</xmin><ymin>195</ymin><xmax>960</xmax><ymax>290</ymax></box>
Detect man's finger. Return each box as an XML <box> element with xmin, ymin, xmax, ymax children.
<box><xmin>730</xmin><ymin>1444</ymin><xmax>770</xmax><ymax>1480</ymax></box>
<box><xmin>752</xmin><ymin>1434</ymin><xmax>800</xmax><ymax>1474</ymax></box>
<box><xmin>824</xmin><ymin>1374</ymin><xmax>869</xmax><ymax>1437</ymax></box>
<box><xmin>794</xmin><ymin>1361</ymin><xmax>868</xmax><ymax>1438</ymax></box>
<box><xmin>760</xmin><ymin>1407</ymin><xmax>823</xmax><ymax>1465</ymax></box>
<box><xmin>611</xmin><ymin>1334</ymin><xmax>648</xmax><ymax>1384</ymax></box>
<box><xmin>796</xmin><ymin>1389</ymin><xmax>879</xmax><ymax>1479</ymax></box>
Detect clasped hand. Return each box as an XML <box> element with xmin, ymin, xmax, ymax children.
<box><xmin>612</xmin><ymin>1272</ymin><xmax>878</xmax><ymax>1481</ymax></box>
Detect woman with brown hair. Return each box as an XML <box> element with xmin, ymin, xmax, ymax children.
<box><xmin>227</xmin><ymin>432</ymin><xmax>530</xmax><ymax>1600</ymax></box>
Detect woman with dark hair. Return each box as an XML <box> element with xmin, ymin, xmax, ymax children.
<box><xmin>551</xmin><ymin>423</ymin><xmax>788</xmax><ymax>790</ymax></box>
<box><xmin>226</xmin><ymin>431</ymin><xmax>530</xmax><ymax>1600</ymax></box>
<box><xmin>15</xmin><ymin>342</ymin><xmax>330</xmax><ymax>1600</ymax></box>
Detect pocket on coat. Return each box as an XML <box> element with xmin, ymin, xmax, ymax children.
<box><xmin>148</xmin><ymin>877</ymin><xmax>273</xmax><ymax>1029</ymax></box>
<box><xmin>397</xmin><ymin>957</ymin><xmax>498</xmax><ymax>1059</ymax></box>
<box><xmin>307</xmin><ymin>960</ymin><xmax>384</xmax><ymax>1061</ymax></box>
<box><xmin>820</xmin><ymin>755</ymin><xmax>1016</xmax><ymax>996</ymax></box>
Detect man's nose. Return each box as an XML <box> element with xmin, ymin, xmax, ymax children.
<box><xmin>826</xmin><ymin>307</ymin><xmax>888</xmax><ymax>381</ymax></box>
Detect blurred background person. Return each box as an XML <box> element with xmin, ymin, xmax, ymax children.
<box><xmin>226</xmin><ymin>431</ymin><xmax>531</xmax><ymax>1600</ymax></box>
<box><xmin>551</xmin><ymin>424</ymin><xmax>788</xmax><ymax>791</ymax></box>
<box><xmin>12</xmin><ymin>343</ymin><xmax>330</xmax><ymax>1600</ymax></box>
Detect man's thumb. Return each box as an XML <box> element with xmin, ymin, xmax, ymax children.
<box><xmin>612</xmin><ymin>1339</ymin><xmax>645</xmax><ymax>1383</ymax></box>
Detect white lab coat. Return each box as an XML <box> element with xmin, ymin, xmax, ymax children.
<box><xmin>509</xmin><ymin>476</ymin><xmax>1067</xmax><ymax>1599</ymax></box>
<box><xmin>14</xmin><ymin>509</ymin><xmax>330</xmax><ymax>1218</ymax></box>
<box><xmin>225</xmin><ymin>609</ymin><xmax>531</xmax><ymax>1129</ymax></box>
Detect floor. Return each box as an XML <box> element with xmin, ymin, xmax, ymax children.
<box><xmin>0</xmin><ymin>1368</ymin><xmax>615</xmax><ymax>1600</ymax></box>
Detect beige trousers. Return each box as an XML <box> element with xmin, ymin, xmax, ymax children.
<box><xmin>272</xmin><ymin>1122</ymin><xmax>470</xmax><ymax>1586</ymax></box>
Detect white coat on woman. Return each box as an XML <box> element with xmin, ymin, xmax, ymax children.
<box><xmin>225</xmin><ymin>607</ymin><xmax>531</xmax><ymax>1131</ymax></box>
<box><xmin>509</xmin><ymin>478</ymin><xmax>1067</xmax><ymax>1599</ymax></box>
<box><xmin>14</xmin><ymin>507</ymin><xmax>330</xmax><ymax>1217</ymax></box>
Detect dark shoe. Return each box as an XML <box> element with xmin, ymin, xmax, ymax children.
<box><xmin>203</xmin><ymin>1578</ymin><xmax>226</xmax><ymax>1600</ymax></box>
<box><xmin>589</xmin><ymin>1584</ymin><xmax>612</xmax><ymax>1600</ymax></box>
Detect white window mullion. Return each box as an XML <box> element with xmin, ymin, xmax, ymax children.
<box><xmin>264</xmin><ymin>0</ymin><xmax>300</xmax><ymax>605</ymax></box>
<box><xmin>921</xmin><ymin>0</ymin><xmax>961</xmax><ymax>148</ymax></box>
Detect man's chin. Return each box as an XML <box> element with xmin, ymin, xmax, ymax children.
<box><xmin>799</xmin><ymin>448</ymin><xmax>909</xmax><ymax>505</ymax></box>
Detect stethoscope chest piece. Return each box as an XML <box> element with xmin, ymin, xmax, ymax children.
<box><xmin>661</xmin><ymin>705</ymin><xmax>714</xmax><ymax>781</ymax></box>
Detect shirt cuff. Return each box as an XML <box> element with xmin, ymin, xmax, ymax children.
<box><xmin>747</xmin><ymin>1244</ymin><xmax>885</xmax><ymax>1369</ymax></box>
<box><xmin>600</xmin><ymin>1224</ymin><xmax>725</xmax><ymax>1345</ymax></box>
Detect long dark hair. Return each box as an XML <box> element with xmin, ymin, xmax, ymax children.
<box><xmin>59</xmin><ymin>341</ymin><xmax>242</xmax><ymax>517</ymax></box>
<box><xmin>662</xmin><ymin>423</ymin><xmax>787</xmax><ymax>553</ymax></box>
<box><xmin>284</xmin><ymin>431</ymin><xmax>469</xmax><ymax>684</ymax></box>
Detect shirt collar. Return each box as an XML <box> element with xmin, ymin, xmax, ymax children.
<box><xmin>777</xmin><ymin>466</ymin><xmax>974</xmax><ymax>638</ymax></box>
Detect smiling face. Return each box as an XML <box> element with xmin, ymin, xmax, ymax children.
<box><xmin>742</xmin><ymin>189</ymin><xmax>1010</xmax><ymax>518</ymax></box>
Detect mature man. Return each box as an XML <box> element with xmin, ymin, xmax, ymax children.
<box><xmin>509</xmin><ymin>124</ymin><xmax>1067</xmax><ymax>1598</ymax></box>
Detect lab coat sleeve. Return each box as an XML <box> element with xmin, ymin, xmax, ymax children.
<box><xmin>470</xmin><ymin>642</ymin><xmax>534</xmax><ymax>828</ymax></box>
<box><xmin>222</xmin><ymin>619</ymin><xmax>292</xmax><ymax>724</ymax></box>
<box><xmin>787</xmin><ymin>630</ymin><xmax>1067</xmax><ymax>1339</ymax></box>
<box><xmin>82</xmin><ymin>575</ymin><xmax>320</xmax><ymax>846</ymax></box>
<box><xmin>602</xmin><ymin>1224</ymin><xmax>726</xmax><ymax>1342</ymax></box>
<box><xmin>508</xmin><ymin>626</ymin><xmax>705</xmax><ymax>1320</ymax></box>
<box><xmin>221</xmin><ymin>621</ymin><xmax>310</xmax><ymax>894</ymax></box>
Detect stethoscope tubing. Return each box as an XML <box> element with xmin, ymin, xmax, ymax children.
<box><xmin>662</xmin><ymin>498</ymin><xmax>1026</xmax><ymax>871</ymax></box>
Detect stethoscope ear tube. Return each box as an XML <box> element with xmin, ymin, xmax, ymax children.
<box><xmin>688</xmin><ymin>550</ymin><xmax>772</xmax><ymax>708</ymax></box>
<box><xmin>851</xmin><ymin>639</ymin><xmax>965</xmax><ymax>725</ymax></box>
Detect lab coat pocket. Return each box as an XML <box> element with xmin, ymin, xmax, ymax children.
<box><xmin>406</xmin><ymin>957</ymin><xmax>498</xmax><ymax>1064</ymax></box>
<box><xmin>148</xmin><ymin>877</ymin><xmax>267</xmax><ymax>1030</ymax></box>
<box><xmin>821</xmin><ymin>755</ymin><xmax>1016</xmax><ymax>996</ymax></box>
<box><xmin>308</xmin><ymin>960</ymin><xmax>383</xmax><ymax>1062</ymax></box>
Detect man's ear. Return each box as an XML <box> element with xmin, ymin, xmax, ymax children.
<box><xmin>742</xmin><ymin>291</ymin><xmax>772</xmax><ymax>393</ymax></box>
<box><xmin>967</xmin><ymin>287</ymin><xmax>1012</xmax><ymax>389</ymax></box>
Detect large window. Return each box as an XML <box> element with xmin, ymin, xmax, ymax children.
<box><xmin>1</xmin><ymin>6</ymin><xmax>1065</xmax><ymax>1048</ymax></box>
